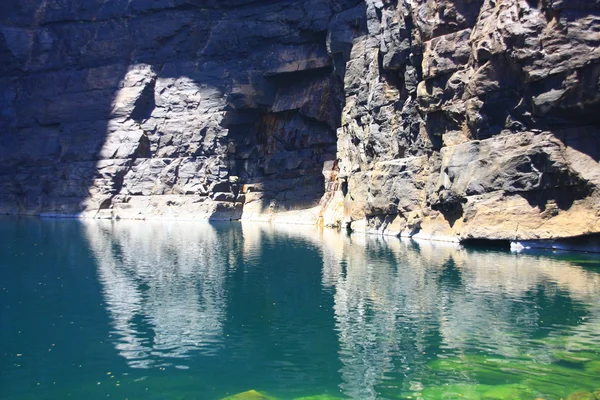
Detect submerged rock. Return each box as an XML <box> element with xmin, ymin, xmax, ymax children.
<box><xmin>585</xmin><ymin>361</ymin><xmax>600</xmax><ymax>375</ymax></box>
<box><xmin>567</xmin><ymin>392</ymin><xmax>596</xmax><ymax>400</ymax></box>
<box><xmin>221</xmin><ymin>390</ymin><xmax>276</xmax><ymax>400</ymax></box>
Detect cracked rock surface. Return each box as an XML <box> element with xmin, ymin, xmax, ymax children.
<box><xmin>0</xmin><ymin>0</ymin><xmax>360</xmax><ymax>221</ymax></box>
<box><xmin>1</xmin><ymin>0</ymin><xmax>600</xmax><ymax>241</ymax></box>
<box><xmin>322</xmin><ymin>0</ymin><xmax>600</xmax><ymax>241</ymax></box>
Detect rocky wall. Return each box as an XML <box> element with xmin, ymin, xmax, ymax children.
<box><xmin>0</xmin><ymin>0</ymin><xmax>359</xmax><ymax>221</ymax></box>
<box><xmin>322</xmin><ymin>0</ymin><xmax>600</xmax><ymax>241</ymax></box>
<box><xmin>1</xmin><ymin>0</ymin><xmax>600</xmax><ymax>242</ymax></box>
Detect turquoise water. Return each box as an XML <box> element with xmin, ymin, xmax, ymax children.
<box><xmin>1</xmin><ymin>217</ymin><xmax>600</xmax><ymax>400</ymax></box>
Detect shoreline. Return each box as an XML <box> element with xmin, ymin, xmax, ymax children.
<box><xmin>3</xmin><ymin>211</ymin><xmax>600</xmax><ymax>255</ymax></box>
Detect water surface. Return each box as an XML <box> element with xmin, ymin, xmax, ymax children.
<box><xmin>1</xmin><ymin>217</ymin><xmax>600</xmax><ymax>399</ymax></box>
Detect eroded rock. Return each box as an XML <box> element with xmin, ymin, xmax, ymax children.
<box><xmin>325</xmin><ymin>0</ymin><xmax>600</xmax><ymax>242</ymax></box>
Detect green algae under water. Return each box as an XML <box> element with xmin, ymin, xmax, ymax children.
<box><xmin>1</xmin><ymin>217</ymin><xmax>599</xmax><ymax>400</ymax></box>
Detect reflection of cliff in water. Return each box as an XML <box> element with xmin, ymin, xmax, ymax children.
<box><xmin>322</xmin><ymin>234</ymin><xmax>443</xmax><ymax>399</ymax></box>
<box><xmin>411</xmin><ymin>241</ymin><xmax>600</xmax><ymax>361</ymax></box>
<box><xmin>83</xmin><ymin>220</ymin><xmax>240</xmax><ymax>369</ymax></box>
<box><xmin>254</xmin><ymin>224</ymin><xmax>600</xmax><ymax>398</ymax></box>
<box><xmin>334</xmin><ymin>237</ymin><xmax>600</xmax><ymax>397</ymax></box>
<box><xmin>82</xmin><ymin>220</ymin><xmax>600</xmax><ymax>393</ymax></box>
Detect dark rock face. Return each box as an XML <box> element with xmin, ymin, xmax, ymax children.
<box><xmin>1</xmin><ymin>0</ymin><xmax>600</xmax><ymax>241</ymax></box>
<box><xmin>0</xmin><ymin>0</ymin><xmax>360</xmax><ymax>220</ymax></box>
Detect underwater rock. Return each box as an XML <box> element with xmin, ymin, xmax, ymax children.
<box><xmin>221</xmin><ymin>389</ymin><xmax>276</xmax><ymax>400</ymax></box>
<box><xmin>479</xmin><ymin>384</ymin><xmax>536</xmax><ymax>399</ymax></box>
<box><xmin>567</xmin><ymin>391</ymin><xmax>596</xmax><ymax>400</ymax></box>
<box><xmin>585</xmin><ymin>361</ymin><xmax>600</xmax><ymax>375</ymax></box>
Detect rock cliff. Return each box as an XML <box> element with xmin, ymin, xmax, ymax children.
<box><xmin>322</xmin><ymin>0</ymin><xmax>600</xmax><ymax>242</ymax></box>
<box><xmin>1</xmin><ymin>0</ymin><xmax>599</xmax><ymax>242</ymax></box>
<box><xmin>0</xmin><ymin>0</ymin><xmax>360</xmax><ymax>222</ymax></box>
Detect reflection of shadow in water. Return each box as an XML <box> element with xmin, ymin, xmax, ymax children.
<box><xmin>83</xmin><ymin>220</ymin><xmax>236</xmax><ymax>369</ymax></box>
<box><xmin>257</xmin><ymin>226</ymin><xmax>600</xmax><ymax>398</ymax></box>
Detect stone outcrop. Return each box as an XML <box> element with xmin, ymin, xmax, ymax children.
<box><xmin>1</xmin><ymin>0</ymin><xmax>600</xmax><ymax>242</ymax></box>
<box><xmin>322</xmin><ymin>0</ymin><xmax>600</xmax><ymax>242</ymax></box>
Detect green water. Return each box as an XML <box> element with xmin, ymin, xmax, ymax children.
<box><xmin>1</xmin><ymin>218</ymin><xmax>600</xmax><ymax>400</ymax></box>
